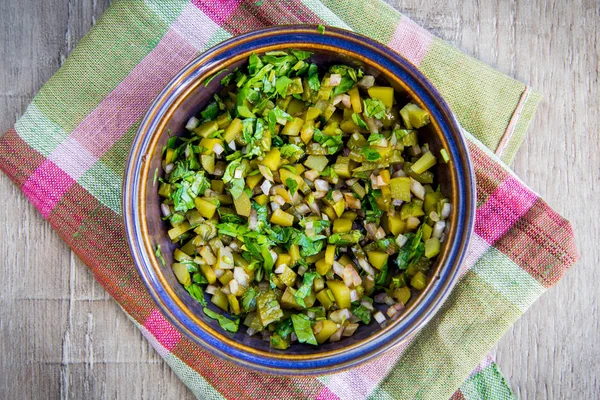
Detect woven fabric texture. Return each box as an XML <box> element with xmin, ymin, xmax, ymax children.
<box><xmin>0</xmin><ymin>1</ymin><xmax>577</xmax><ymax>399</ymax></box>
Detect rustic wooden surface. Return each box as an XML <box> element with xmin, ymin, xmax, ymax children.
<box><xmin>0</xmin><ymin>0</ymin><xmax>597</xmax><ymax>398</ymax></box>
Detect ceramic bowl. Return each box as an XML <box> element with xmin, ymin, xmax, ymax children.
<box><xmin>123</xmin><ymin>25</ymin><xmax>475</xmax><ymax>375</ymax></box>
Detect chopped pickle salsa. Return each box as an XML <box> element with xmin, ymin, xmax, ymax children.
<box><xmin>157</xmin><ymin>49</ymin><xmax>452</xmax><ymax>349</ymax></box>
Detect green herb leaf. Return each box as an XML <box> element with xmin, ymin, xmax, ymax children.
<box><xmin>279</xmin><ymin>143</ymin><xmax>304</xmax><ymax>158</ymax></box>
<box><xmin>155</xmin><ymin>244</ymin><xmax>166</xmax><ymax>267</ymax></box>
<box><xmin>241</xmin><ymin>287</ymin><xmax>259</xmax><ymax>312</ymax></box>
<box><xmin>313</xmin><ymin>129</ymin><xmax>343</xmax><ymax>154</ymax></box>
<box><xmin>363</xmin><ymin>98</ymin><xmax>386</xmax><ymax>119</ymax></box>
<box><xmin>317</xmin><ymin>24</ymin><xmax>326</xmax><ymax>34</ymax></box>
<box><xmin>186</xmin><ymin>284</ymin><xmax>207</xmax><ymax>306</ymax></box>
<box><xmin>203</xmin><ymin>307</ymin><xmax>240</xmax><ymax>333</ymax></box>
<box><xmin>307</xmin><ymin>63</ymin><xmax>320</xmax><ymax>92</ymax></box>
<box><xmin>200</xmin><ymin>102</ymin><xmax>219</xmax><ymax>121</ymax></box>
<box><xmin>331</xmin><ymin>76</ymin><xmax>355</xmax><ymax>96</ymax></box>
<box><xmin>294</xmin><ymin>271</ymin><xmax>319</xmax><ymax>308</ymax></box>
<box><xmin>367</xmin><ymin>133</ymin><xmax>385</xmax><ymax>143</ymax></box>
<box><xmin>290</xmin><ymin>49</ymin><xmax>312</xmax><ymax>61</ymax></box>
<box><xmin>351</xmin><ymin>304</ymin><xmax>372</xmax><ymax>324</ymax></box>
<box><xmin>286</xmin><ymin>178</ymin><xmax>299</xmax><ymax>196</ymax></box>
<box><xmin>275</xmin><ymin>76</ymin><xmax>293</xmax><ymax>97</ymax></box>
<box><xmin>328</xmin><ymin>230</ymin><xmax>364</xmax><ymax>246</ymax></box>
<box><xmin>361</xmin><ymin>147</ymin><xmax>381</xmax><ymax>161</ymax></box>
<box><xmin>274</xmin><ymin>318</ymin><xmax>294</xmax><ymax>339</ymax></box>
<box><xmin>352</xmin><ymin>113</ymin><xmax>368</xmax><ymax>129</ymax></box>
<box><xmin>293</xmin><ymin>232</ymin><xmax>325</xmax><ymax>257</ymax></box>
<box><xmin>291</xmin><ymin>314</ymin><xmax>318</xmax><ymax>345</ymax></box>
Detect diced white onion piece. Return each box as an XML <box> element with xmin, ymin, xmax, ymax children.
<box><xmin>410</xmin><ymin>178</ymin><xmax>426</xmax><ymax>200</ymax></box>
<box><xmin>406</xmin><ymin>216</ymin><xmax>421</xmax><ymax>230</ymax></box>
<box><xmin>234</xmin><ymin>168</ymin><xmax>243</xmax><ymax>179</ymax></box>
<box><xmin>295</xmin><ymin>203</ymin><xmax>311</xmax><ymax>215</ymax></box>
<box><xmin>343</xmin><ymin>267</ymin><xmax>354</xmax><ymax>287</ymax></box>
<box><xmin>361</xmin><ymin>299</ymin><xmax>374</xmax><ymax>311</ymax></box>
<box><xmin>429</xmin><ymin>211</ymin><xmax>440</xmax><ymax>222</ymax></box>
<box><xmin>343</xmin><ymin>323</ymin><xmax>359</xmax><ymax>337</ymax></box>
<box><xmin>350</xmin><ymin>289</ymin><xmax>359</xmax><ymax>302</ymax></box>
<box><xmin>321</xmin><ymin>213</ymin><xmax>329</xmax><ymax>221</ymax></box>
<box><xmin>228</xmin><ymin>141</ymin><xmax>236</xmax><ymax>150</ymax></box>
<box><xmin>392</xmin><ymin>199</ymin><xmax>404</xmax><ymax>207</ymax></box>
<box><xmin>229</xmin><ymin>241</ymin><xmax>241</xmax><ymax>252</ymax></box>
<box><xmin>345</xmin><ymin>178</ymin><xmax>358</xmax><ymax>186</ymax></box>
<box><xmin>269</xmin><ymin>250</ymin><xmax>278</xmax><ymax>265</ymax></box>
<box><xmin>396</xmin><ymin>234</ymin><xmax>409</xmax><ymax>248</ymax></box>
<box><xmin>375</xmin><ymin>175</ymin><xmax>386</xmax><ymax>188</ymax></box>
<box><xmin>290</xmin><ymin>332</ymin><xmax>298</xmax><ymax>342</ymax></box>
<box><xmin>332</xmin><ymin>94</ymin><xmax>343</xmax><ymax>105</ymax></box>
<box><xmin>165</xmin><ymin>163</ymin><xmax>174</xmax><ymax>174</ymax></box>
<box><xmin>392</xmin><ymin>169</ymin><xmax>406</xmax><ymax>178</ymax></box>
<box><xmin>329</xmin><ymin>326</ymin><xmax>345</xmax><ymax>342</ymax></box>
<box><xmin>213</xmin><ymin>143</ymin><xmax>224</xmax><ymax>156</ymax></box>
<box><xmin>260</xmin><ymin>180</ymin><xmax>272</xmax><ymax>196</ymax></box>
<box><xmin>366</xmin><ymin>116</ymin><xmax>380</xmax><ymax>134</ymax></box>
<box><xmin>375</xmin><ymin>227</ymin><xmax>386</xmax><ymax>240</ymax></box>
<box><xmin>160</xmin><ymin>203</ymin><xmax>171</xmax><ymax>217</ymax></box>
<box><xmin>365</xmin><ymin>222</ymin><xmax>378</xmax><ymax>239</ymax></box>
<box><xmin>386</xmin><ymin>306</ymin><xmax>398</xmax><ymax>318</ymax></box>
<box><xmin>344</xmin><ymin>193</ymin><xmax>362</xmax><ymax>209</ymax></box>
<box><xmin>304</xmin><ymin>169</ymin><xmax>320</xmax><ymax>181</ymax></box>
<box><xmin>358</xmin><ymin>75</ymin><xmax>375</xmax><ymax>89</ymax></box>
<box><xmin>349</xmin><ymin>315</ymin><xmax>361</xmax><ymax>324</ymax></box>
<box><xmin>355</xmin><ymin>254</ymin><xmax>376</xmax><ymax>277</ymax></box>
<box><xmin>394</xmin><ymin>302</ymin><xmax>405</xmax><ymax>311</ymax></box>
<box><xmin>307</xmin><ymin>199</ymin><xmax>320</xmax><ymax>215</ymax></box>
<box><xmin>273</xmin><ymin>195</ymin><xmax>286</xmax><ymax>206</ymax></box>
<box><xmin>341</xmin><ymin>94</ymin><xmax>351</xmax><ymax>108</ymax></box>
<box><xmin>307</xmin><ymin>310</ymin><xmax>316</xmax><ymax>320</ymax></box>
<box><xmin>440</xmin><ymin>233</ymin><xmax>447</xmax><ymax>243</ymax></box>
<box><xmin>314</xmin><ymin>179</ymin><xmax>330</xmax><ymax>192</ymax></box>
<box><xmin>270</xmin><ymin>202</ymin><xmax>281</xmax><ymax>211</ymax></box>
<box><xmin>185</xmin><ymin>145</ymin><xmax>191</xmax><ymax>159</ymax></box>
<box><xmin>297</xmin><ymin>264</ymin><xmax>307</xmax><ymax>276</ymax></box>
<box><xmin>412</xmin><ymin>144</ymin><xmax>422</xmax><ymax>155</ymax></box>
<box><xmin>205</xmin><ymin>285</ymin><xmax>217</xmax><ymax>295</ymax></box>
<box><xmin>234</xmin><ymin>267</ymin><xmax>250</xmax><ymax>287</ymax></box>
<box><xmin>330</xmin><ymin>309</ymin><xmax>351</xmax><ymax>324</ymax></box>
<box><xmin>313</xmin><ymin>190</ymin><xmax>327</xmax><ymax>199</ymax></box>
<box><xmin>229</xmin><ymin>279</ymin><xmax>239</xmax><ymax>296</ymax></box>
<box><xmin>374</xmin><ymin>292</ymin><xmax>388</xmax><ymax>303</ymax></box>
<box><xmin>248</xmin><ymin>208</ymin><xmax>258</xmax><ymax>230</ymax></box>
<box><xmin>433</xmin><ymin>221</ymin><xmax>446</xmax><ymax>239</ymax></box>
<box><xmin>246</xmin><ymin>327</ymin><xmax>257</xmax><ymax>336</ymax></box>
<box><xmin>213</xmin><ymin>268</ymin><xmax>224</xmax><ymax>278</ymax></box>
<box><xmin>370</xmin><ymin>173</ymin><xmax>379</xmax><ymax>189</ymax></box>
<box><xmin>274</xmin><ymin>264</ymin><xmax>286</xmax><ymax>274</ymax></box>
<box><xmin>221</xmin><ymin>286</ymin><xmax>232</xmax><ymax>296</ymax></box>
<box><xmin>331</xmin><ymin>190</ymin><xmax>344</xmax><ymax>203</ymax></box>
<box><xmin>185</xmin><ymin>116</ymin><xmax>200</xmax><ymax>130</ymax></box>
<box><xmin>390</xmin><ymin>133</ymin><xmax>398</xmax><ymax>146</ymax></box>
<box><xmin>333</xmin><ymin>261</ymin><xmax>345</xmax><ymax>277</ymax></box>
<box><xmin>384</xmin><ymin>295</ymin><xmax>395</xmax><ymax>306</ymax></box>
<box><xmin>441</xmin><ymin>202</ymin><xmax>452</xmax><ymax>219</ymax></box>
<box><xmin>329</xmin><ymin>73</ymin><xmax>342</xmax><ymax>86</ymax></box>
<box><xmin>374</xmin><ymin>311</ymin><xmax>386</xmax><ymax>324</ymax></box>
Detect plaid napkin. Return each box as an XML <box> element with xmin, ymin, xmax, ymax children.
<box><xmin>0</xmin><ymin>1</ymin><xmax>578</xmax><ymax>399</ymax></box>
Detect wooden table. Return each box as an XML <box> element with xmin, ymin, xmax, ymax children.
<box><xmin>1</xmin><ymin>1</ymin><xmax>598</xmax><ymax>398</ymax></box>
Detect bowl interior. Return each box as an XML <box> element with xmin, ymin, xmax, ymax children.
<box><xmin>125</xmin><ymin>25</ymin><xmax>474</xmax><ymax>374</ymax></box>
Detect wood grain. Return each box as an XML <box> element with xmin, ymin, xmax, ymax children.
<box><xmin>0</xmin><ymin>0</ymin><xmax>598</xmax><ymax>398</ymax></box>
